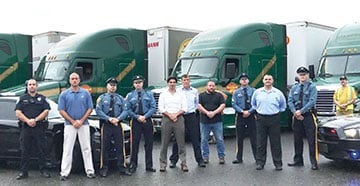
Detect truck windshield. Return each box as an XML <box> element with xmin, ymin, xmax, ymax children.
<box><xmin>172</xmin><ymin>58</ymin><xmax>218</xmax><ymax>79</ymax></box>
<box><xmin>36</xmin><ymin>61</ymin><xmax>70</xmax><ymax>81</ymax></box>
<box><xmin>318</xmin><ymin>55</ymin><xmax>360</xmax><ymax>77</ymax></box>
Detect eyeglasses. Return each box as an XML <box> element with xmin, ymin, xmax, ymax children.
<box><xmin>340</xmin><ymin>78</ymin><xmax>347</xmax><ymax>80</ymax></box>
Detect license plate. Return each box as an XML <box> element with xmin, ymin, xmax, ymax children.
<box><xmin>318</xmin><ymin>143</ymin><xmax>328</xmax><ymax>153</ymax></box>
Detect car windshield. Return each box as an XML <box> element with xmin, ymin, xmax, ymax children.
<box><xmin>318</xmin><ymin>55</ymin><xmax>360</xmax><ymax>77</ymax></box>
<box><xmin>35</xmin><ymin>60</ymin><xmax>70</xmax><ymax>81</ymax></box>
<box><xmin>0</xmin><ymin>98</ymin><xmax>61</xmax><ymax>120</ymax></box>
<box><xmin>172</xmin><ymin>58</ymin><xmax>218</xmax><ymax>79</ymax></box>
<box><xmin>0</xmin><ymin>100</ymin><xmax>17</xmax><ymax>120</ymax></box>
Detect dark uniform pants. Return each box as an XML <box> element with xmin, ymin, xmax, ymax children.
<box><xmin>100</xmin><ymin>122</ymin><xmax>126</xmax><ymax>171</ymax></box>
<box><xmin>20</xmin><ymin>123</ymin><xmax>47</xmax><ymax>172</ymax></box>
<box><xmin>170</xmin><ymin>113</ymin><xmax>202</xmax><ymax>164</ymax></box>
<box><xmin>256</xmin><ymin>114</ymin><xmax>282</xmax><ymax>167</ymax></box>
<box><xmin>130</xmin><ymin>118</ymin><xmax>154</xmax><ymax>169</ymax></box>
<box><xmin>235</xmin><ymin>113</ymin><xmax>256</xmax><ymax>161</ymax></box>
<box><xmin>292</xmin><ymin>112</ymin><xmax>317</xmax><ymax>165</ymax></box>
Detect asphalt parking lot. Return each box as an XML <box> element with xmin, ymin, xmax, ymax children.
<box><xmin>2</xmin><ymin>131</ymin><xmax>360</xmax><ymax>186</ymax></box>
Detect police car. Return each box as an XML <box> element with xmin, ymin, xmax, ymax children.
<box><xmin>0</xmin><ymin>96</ymin><xmax>130</xmax><ymax>172</ymax></box>
<box><xmin>318</xmin><ymin>114</ymin><xmax>360</xmax><ymax>161</ymax></box>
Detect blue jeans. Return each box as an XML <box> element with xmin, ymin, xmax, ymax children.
<box><xmin>200</xmin><ymin>122</ymin><xmax>225</xmax><ymax>158</ymax></box>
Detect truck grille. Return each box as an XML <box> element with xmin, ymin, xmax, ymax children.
<box><xmin>153</xmin><ymin>92</ymin><xmax>160</xmax><ymax>110</ymax></box>
<box><xmin>316</xmin><ymin>90</ymin><xmax>336</xmax><ymax>116</ymax></box>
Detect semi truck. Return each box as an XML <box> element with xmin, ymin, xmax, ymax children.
<box><xmin>0</xmin><ymin>34</ymin><xmax>32</xmax><ymax>90</ymax></box>
<box><xmin>0</xmin><ymin>27</ymin><xmax>199</xmax><ymax>103</ymax></box>
<box><xmin>0</xmin><ymin>31</ymin><xmax>73</xmax><ymax>91</ymax></box>
<box><xmin>314</xmin><ymin>23</ymin><xmax>360</xmax><ymax>117</ymax></box>
<box><xmin>32</xmin><ymin>31</ymin><xmax>74</xmax><ymax>75</ymax></box>
<box><xmin>147</xmin><ymin>26</ymin><xmax>200</xmax><ymax>85</ymax></box>
<box><xmin>150</xmin><ymin>21</ymin><xmax>336</xmax><ymax>135</ymax></box>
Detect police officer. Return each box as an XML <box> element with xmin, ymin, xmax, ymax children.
<box><xmin>232</xmin><ymin>73</ymin><xmax>256</xmax><ymax>164</ymax></box>
<box><xmin>15</xmin><ymin>79</ymin><xmax>51</xmax><ymax>179</ymax></box>
<box><xmin>126</xmin><ymin>75</ymin><xmax>156</xmax><ymax>173</ymax></box>
<box><xmin>288</xmin><ymin>67</ymin><xmax>319</xmax><ymax>170</ymax></box>
<box><xmin>95</xmin><ymin>77</ymin><xmax>131</xmax><ymax>177</ymax></box>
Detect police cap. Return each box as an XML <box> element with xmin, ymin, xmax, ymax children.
<box><xmin>296</xmin><ymin>66</ymin><xmax>309</xmax><ymax>74</ymax></box>
<box><xmin>132</xmin><ymin>75</ymin><xmax>145</xmax><ymax>82</ymax></box>
<box><xmin>239</xmin><ymin>73</ymin><xmax>249</xmax><ymax>79</ymax></box>
<box><xmin>106</xmin><ymin>77</ymin><xmax>118</xmax><ymax>85</ymax></box>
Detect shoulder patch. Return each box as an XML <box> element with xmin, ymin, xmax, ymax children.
<box><xmin>96</xmin><ymin>97</ymin><xmax>102</xmax><ymax>104</ymax></box>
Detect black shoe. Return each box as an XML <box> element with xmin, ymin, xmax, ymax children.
<box><xmin>59</xmin><ymin>175</ymin><xmax>68</xmax><ymax>181</ymax></box>
<box><xmin>40</xmin><ymin>171</ymin><xmax>51</xmax><ymax>178</ymax></box>
<box><xmin>99</xmin><ymin>169</ymin><xmax>108</xmax><ymax>177</ymax></box>
<box><xmin>16</xmin><ymin>172</ymin><xmax>28</xmax><ymax>180</ymax></box>
<box><xmin>232</xmin><ymin>159</ymin><xmax>243</xmax><ymax>164</ymax></box>
<box><xmin>87</xmin><ymin>173</ymin><xmax>96</xmax><ymax>179</ymax></box>
<box><xmin>311</xmin><ymin>164</ymin><xmax>319</xmax><ymax>170</ymax></box>
<box><xmin>275</xmin><ymin>165</ymin><xmax>283</xmax><ymax>171</ymax></box>
<box><xmin>287</xmin><ymin>162</ymin><xmax>304</xmax><ymax>167</ymax></box>
<box><xmin>256</xmin><ymin>164</ymin><xmax>264</xmax><ymax>170</ymax></box>
<box><xmin>120</xmin><ymin>169</ymin><xmax>132</xmax><ymax>176</ymax></box>
<box><xmin>146</xmin><ymin>167</ymin><xmax>156</xmax><ymax>172</ymax></box>
<box><xmin>169</xmin><ymin>162</ymin><xmax>176</xmax><ymax>168</ymax></box>
<box><xmin>198</xmin><ymin>161</ymin><xmax>206</xmax><ymax>167</ymax></box>
<box><xmin>129</xmin><ymin>165</ymin><xmax>137</xmax><ymax>173</ymax></box>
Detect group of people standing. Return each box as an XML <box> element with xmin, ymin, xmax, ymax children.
<box><xmin>14</xmin><ymin>66</ymin><xmax>356</xmax><ymax>180</ymax></box>
<box><xmin>14</xmin><ymin>73</ymin><xmax>157</xmax><ymax>181</ymax></box>
<box><xmin>232</xmin><ymin>67</ymin><xmax>320</xmax><ymax>171</ymax></box>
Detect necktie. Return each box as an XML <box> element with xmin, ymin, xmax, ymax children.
<box><xmin>243</xmin><ymin>88</ymin><xmax>250</xmax><ymax>110</ymax></box>
<box><xmin>138</xmin><ymin>92</ymin><xmax>143</xmax><ymax>115</ymax></box>
<box><xmin>298</xmin><ymin>84</ymin><xmax>304</xmax><ymax>108</ymax></box>
<box><xmin>109</xmin><ymin>95</ymin><xmax>115</xmax><ymax>117</ymax></box>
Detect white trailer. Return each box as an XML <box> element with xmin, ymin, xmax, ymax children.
<box><xmin>32</xmin><ymin>31</ymin><xmax>74</xmax><ymax>74</ymax></box>
<box><xmin>286</xmin><ymin>21</ymin><xmax>336</xmax><ymax>86</ymax></box>
<box><xmin>147</xmin><ymin>26</ymin><xmax>200</xmax><ymax>85</ymax></box>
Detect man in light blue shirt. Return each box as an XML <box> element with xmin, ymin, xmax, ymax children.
<box><xmin>251</xmin><ymin>74</ymin><xmax>286</xmax><ymax>171</ymax></box>
<box><xmin>169</xmin><ymin>74</ymin><xmax>205</xmax><ymax>168</ymax></box>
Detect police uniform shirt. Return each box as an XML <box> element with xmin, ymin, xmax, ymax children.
<box><xmin>15</xmin><ymin>93</ymin><xmax>50</xmax><ymax>119</ymax></box>
<box><xmin>232</xmin><ymin>86</ymin><xmax>256</xmax><ymax>113</ymax></box>
<box><xmin>95</xmin><ymin>93</ymin><xmax>128</xmax><ymax>121</ymax></box>
<box><xmin>288</xmin><ymin>80</ymin><xmax>317</xmax><ymax>114</ymax></box>
<box><xmin>126</xmin><ymin>90</ymin><xmax>156</xmax><ymax>120</ymax></box>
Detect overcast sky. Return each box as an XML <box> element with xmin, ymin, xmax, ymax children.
<box><xmin>2</xmin><ymin>0</ymin><xmax>359</xmax><ymax>35</ymax></box>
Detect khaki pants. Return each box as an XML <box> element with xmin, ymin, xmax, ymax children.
<box><xmin>159</xmin><ymin>116</ymin><xmax>186</xmax><ymax>167</ymax></box>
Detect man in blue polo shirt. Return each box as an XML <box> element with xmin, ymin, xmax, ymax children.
<box><xmin>58</xmin><ymin>72</ymin><xmax>95</xmax><ymax>181</ymax></box>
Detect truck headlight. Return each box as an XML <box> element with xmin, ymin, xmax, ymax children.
<box><xmin>344</xmin><ymin>128</ymin><xmax>358</xmax><ymax>139</ymax></box>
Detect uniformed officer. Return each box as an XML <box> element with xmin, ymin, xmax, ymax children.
<box><xmin>288</xmin><ymin>67</ymin><xmax>319</xmax><ymax>170</ymax></box>
<box><xmin>232</xmin><ymin>73</ymin><xmax>257</xmax><ymax>164</ymax></box>
<box><xmin>95</xmin><ymin>77</ymin><xmax>131</xmax><ymax>177</ymax></box>
<box><xmin>126</xmin><ymin>75</ymin><xmax>156</xmax><ymax>173</ymax></box>
<box><xmin>15</xmin><ymin>79</ymin><xmax>51</xmax><ymax>179</ymax></box>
